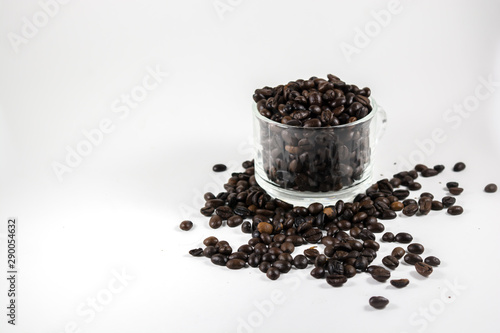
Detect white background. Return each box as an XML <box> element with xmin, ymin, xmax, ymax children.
<box><xmin>1</xmin><ymin>0</ymin><xmax>500</xmax><ymax>332</ymax></box>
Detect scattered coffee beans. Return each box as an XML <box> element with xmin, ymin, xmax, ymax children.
<box><xmin>447</xmin><ymin>206</ymin><xmax>464</xmax><ymax>215</ymax></box>
<box><xmin>395</xmin><ymin>232</ymin><xmax>413</xmax><ymax>244</ymax></box>
<box><xmin>382</xmin><ymin>255</ymin><xmax>399</xmax><ymax>269</ymax></box>
<box><xmin>369</xmin><ymin>296</ymin><xmax>389</xmax><ymax>309</ymax></box>
<box><xmin>424</xmin><ymin>256</ymin><xmax>441</xmax><ymax>266</ymax></box>
<box><xmin>179</xmin><ymin>220</ymin><xmax>193</xmax><ymax>231</ymax></box>
<box><xmin>371</xmin><ymin>267</ymin><xmax>391</xmax><ymax>282</ymax></box>
<box><xmin>415</xmin><ymin>262</ymin><xmax>433</xmax><ymax>277</ymax></box>
<box><xmin>407</xmin><ymin>243</ymin><xmax>424</xmax><ymax>254</ymax></box>
<box><xmin>449</xmin><ymin>187</ymin><xmax>464</xmax><ymax>195</ymax></box>
<box><xmin>391</xmin><ymin>247</ymin><xmax>405</xmax><ymax>260</ymax></box>
<box><xmin>404</xmin><ymin>253</ymin><xmax>423</xmax><ymax>265</ymax></box>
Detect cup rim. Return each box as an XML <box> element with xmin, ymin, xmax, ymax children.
<box><xmin>252</xmin><ymin>96</ymin><xmax>379</xmax><ymax>129</ymax></box>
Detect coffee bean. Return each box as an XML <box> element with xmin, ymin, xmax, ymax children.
<box><xmin>216</xmin><ymin>206</ymin><xmax>233</xmax><ymax>220</ymax></box>
<box><xmin>424</xmin><ymin>256</ymin><xmax>441</xmax><ymax>266</ymax></box>
<box><xmin>407</xmin><ymin>243</ymin><xmax>424</xmax><ymax>254</ymax></box>
<box><xmin>229</xmin><ymin>252</ymin><xmax>248</xmax><ymax>261</ymax></box>
<box><xmin>446</xmin><ymin>181</ymin><xmax>459</xmax><ymax>189</ymax></box>
<box><xmin>241</xmin><ymin>221</ymin><xmax>252</xmax><ymax>233</ymax></box>
<box><xmin>293</xmin><ymin>255</ymin><xmax>308</xmax><ymax>269</ymax></box>
<box><xmin>391</xmin><ymin>247</ymin><xmax>405</xmax><ymax>260</ymax></box>
<box><xmin>257</xmin><ymin>222</ymin><xmax>273</xmax><ymax>234</ymax></box>
<box><xmin>303</xmin><ymin>228</ymin><xmax>323</xmax><ymax>243</ymax></box>
<box><xmin>431</xmin><ymin>200</ymin><xmax>443</xmax><ymax>211</ymax></box>
<box><xmin>280</xmin><ymin>242</ymin><xmax>295</xmax><ymax>254</ymax></box>
<box><xmin>449</xmin><ymin>187</ymin><xmax>463</xmax><ymax>195</ymax></box>
<box><xmin>366</xmin><ymin>265</ymin><xmax>383</xmax><ymax>274</ymax></box>
<box><xmin>367</xmin><ymin>222</ymin><xmax>385</xmax><ymax>233</ymax></box>
<box><xmin>314</xmin><ymin>254</ymin><xmax>327</xmax><ymax>267</ymax></box>
<box><xmin>415</xmin><ymin>261</ymin><xmax>433</xmax><ymax>277</ymax></box>
<box><xmin>179</xmin><ymin>220</ymin><xmax>193</xmax><ymax>231</ymax></box>
<box><xmin>203</xmin><ymin>246</ymin><xmax>217</xmax><ymax>258</ymax></box>
<box><xmin>213</xmin><ymin>164</ymin><xmax>227</xmax><ymax>172</ymax></box>
<box><xmin>248</xmin><ymin>254</ymin><xmax>261</xmax><ymax>267</ymax></box>
<box><xmin>390</xmin><ymin>279</ymin><xmax>409</xmax><ymax>288</ymax></box>
<box><xmin>419</xmin><ymin>197</ymin><xmax>432</xmax><ymax>215</ymax></box>
<box><xmin>369</xmin><ymin>296</ymin><xmax>389</xmax><ymax>309</ymax></box>
<box><xmin>402</xmin><ymin>203</ymin><xmax>418</xmax><ymax>217</ymax></box>
<box><xmin>203</xmin><ymin>236</ymin><xmax>218</xmax><ymax>247</ymax></box>
<box><xmin>421</xmin><ymin>169</ymin><xmax>438</xmax><ymax>177</ymax></box>
<box><xmin>420</xmin><ymin>192</ymin><xmax>434</xmax><ymax>199</ymax></box>
<box><xmin>310</xmin><ymin>266</ymin><xmax>326</xmax><ymax>279</ymax></box>
<box><xmin>485</xmin><ymin>183</ymin><xmax>498</xmax><ymax>193</ymax></box>
<box><xmin>326</xmin><ymin>259</ymin><xmax>344</xmax><ymax>275</ymax></box>
<box><xmin>344</xmin><ymin>264</ymin><xmax>356</xmax><ymax>278</ymax></box>
<box><xmin>200</xmin><ymin>206</ymin><xmax>215</xmax><ymax>217</ymax></box>
<box><xmin>227</xmin><ymin>215</ymin><xmax>243</xmax><ymax>228</ymax></box>
<box><xmin>226</xmin><ymin>258</ymin><xmax>245</xmax><ymax>269</ymax></box>
<box><xmin>382</xmin><ymin>232</ymin><xmax>395</xmax><ymax>242</ymax></box>
<box><xmin>395</xmin><ymin>232</ymin><xmax>413</xmax><ymax>244</ymax></box>
<box><xmin>211</xmin><ymin>254</ymin><xmax>228</xmax><ymax>266</ymax></box>
<box><xmin>209</xmin><ymin>215</ymin><xmax>223</xmax><ymax>229</ymax></box>
<box><xmin>415</xmin><ymin>164</ymin><xmax>428</xmax><ymax>172</ymax></box>
<box><xmin>453</xmin><ymin>162</ymin><xmax>466</xmax><ymax>172</ymax></box>
<box><xmin>266</xmin><ymin>266</ymin><xmax>280</xmax><ymax>280</ymax></box>
<box><xmin>259</xmin><ymin>261</ymin><xmax>271</xmax><ymax>273</ymax></box>
<box><xmin>404</xmin><ymin>253</ymin><xmax>423</xmax><ymax>265</ymax></box>
<box><xmin>433</xmin><ymin>165</ymin><xmax>445</xmax><ymax>173</ymax></box>
<box><xmin>273</xmin><ymin>260</ymin><xmax>292</xmax><ymax>273</ymax></box>
<box><xmin>447</xmin><ymin>206</ymin><xmax>464</xmax><ymax>215</ymax></box>
<box><xmin>326</xmin><ymin>274</ymin><xmax>347</xmax><ymax>287</ymax></box>
<box><xmin>393</xmin><ymin>189</ymin><xmax>410</xmax><ymax>200</ymax></box>
<box><xmin>371</xmin><ymin>267</ymin><xmax>391</xmax><ymax>282</ymax></box>
<box><xmin>403</xmin><ymin>199</ymin><xmax>417</xmax><ymax>206</ymax></box>
<box><xmin>442</xmin><ymin>196</ymin><xmax>456</xmax><ymax>207</ymax></box>
<box><xmin>408</xmin><ymin>182</ymin><xmax>422</xmax><ymax>191</ymax></box>
<box><xmin>189</xmin><ymin>248</ymin><xmax>203</xmax><ymax>256</ymax></box>
<box><xmin>382</xmin><ymin>255</ymin><xmax>399</xmax><ymax>269</ymax></box>
<box><xmin>390</xmin><ymin>202</ymin><xmax>404</xmax><ymax>211</ymax></box>
<box><xmin>278</xmin><ymin>253</ymin><xmax>293</xmax><ymax>263</ymax></box>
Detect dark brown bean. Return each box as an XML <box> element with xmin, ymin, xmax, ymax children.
<box><xmin>415</xmin><ymin>262</ymin><xmax>433</xmax><ymax>277</ymax></box>
<box><xmin>179</xmin><ymin>220</ymin><xmax>193</xmax><ymax>231</ymax></box>
<box><xmin>447</xmin><ymin>206</ymin><xmax>464</xmax><ymax>215</ymax></box>
<box><xmin>266</xmin><ymin>266</ymin><xmax>280</xmax><ymax>280</ymax></box>
<box><xmin>371</xmin><ymin>267</ymin><xmax>391</xmax><ymax>282</ymax></box>
<box><xmin>369</xmin><ymin>296</ymin><xmax>389</xmax><ymax>309</ymax></box>
<box><xmin>449</xmin><ymin>187</ymin><xmax>464</xmax><ymax>195</ymax></box>
<box><xmin>382</xmin><ymin>255</ymin><xmax>399</xmax><ymax>270</ymax></box>
<box><xmin>326</xmin><ymin>274</ymin><xmax>347</xmax><ymax>287</ymax></box>
<box><xmin>390</xmin><ymin>279</ymin><xmax>409</xmax><ymax>288</ymax></box>
<box><xmin>404</xmin><ymin>253</ymin><xmax>423</xmax><ymax>265</ymax></box>
<box><xmin>189</xmin><ymin>248</ymin><xmax>203</xmax><ymax>256</ymax></box>
<box><xmin>485</xmin><ymin>183</ymin><xmax>497</xmax><ymax>193</ymax></box>
<box><xmin>424</xmin><ymin>256</ymin><xmax>441</xmax><ymax>266</ymax></box>
<box><xmin>391</xmin><ymin>247</ymin><xmax>405</xmax><ymax>260</ymax></box>
<box><xmin>407</xmin><ymin>243</ymin><xmax>424</xmax><ymax>254</ymax></box>
<box><xmin>453</xmin><ymin>162</ymin><xmax>466</xmax><ymax>172</ymax></box>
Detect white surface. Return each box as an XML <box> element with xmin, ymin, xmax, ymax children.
<box><xmin>1</xmin><ymin>0</ymin><xmax>500</xmax><ymax>332</ymax></box>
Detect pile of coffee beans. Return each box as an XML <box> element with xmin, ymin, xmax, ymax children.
<box><xmin>253</xmin><ymin>74</ymin><xmax>372</xmax><ymax>127</ymax></box>
<box><xmin>184</xmin><ymin>160</ymin><xmax>489</xmax><ymax>310</ymax></box>
<box><xmin>253</xmin><ymin>74</ymin><xmax>375</xmax><ymax>193</ymax></box>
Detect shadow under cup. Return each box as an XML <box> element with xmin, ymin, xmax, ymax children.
<box><xmin>253</xmin><ymin>98</ymin><xmax>387</xmax><ymax>206</ymax></box>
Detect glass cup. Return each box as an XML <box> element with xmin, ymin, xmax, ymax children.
<box><xmin>252</xmin><ymin>98</ymin><xmax>387</xmax><ymax>206</ymax></box>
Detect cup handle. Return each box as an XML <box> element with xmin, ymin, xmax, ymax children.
<box><xmin>373</xmin><ymin>99</ymin><xmax>387</xmax><ymax>145</ymax></box>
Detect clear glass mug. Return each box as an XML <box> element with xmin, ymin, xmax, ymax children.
<box><xmin>252</xmin><ymin>98</ymin><xmax>387</xmax><ymax>206</ymax></box>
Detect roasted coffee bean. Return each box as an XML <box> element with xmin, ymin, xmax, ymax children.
<box><xmin>179</xmin><ymin>220</ymin><xmax>193</xmax><ymax>231</ymax></box>
<box><xmin>391</xmin><ymin>247</ymin><xmax>405</xmax><ymax>260</ymax></box>
<box><xmin>449</xmin><ymin>187</ymin><xmax>463</xmax><ymax>195</ymax></box>
<box><xmin>393</xmin><ymin>190</ymin><xmax>410</xmax><ymax>200</ymax></box>
<box><xmin>407</xmin><ymin>243</ymin><xmax>424</xmax><ymax>254</ymax></box>
<box><xmin>415</xmin><ymin>262</ymin><xmax>433</xmax><ymax>277</ymax></box>
<box><xmin>241</xmin><ymin>221</ymin><xmax>252</xmax><ymax>233</ymax></box>
<box><xmin>314</xmin><ymin>254</ymin><xmax>328</xmax><ymax>267</ymax></box>
<box><xmin>395</xmin><ymin>232</ymin><xmax>413</xmax><ymax>244</ymax></box>
<box><xmin>442</xmin><ymin>196</ymin><xmax>456</xmax><ymax>207</ymax></box>
<box><xmin>203</xmin><ymin>246</ymin><xmax>217</xmax><ymax>258</ymax></box>
<box><xmin>354</xmin><ymin>256</ymin><xmax>369</xmax><ymax>271</ymax></box>
<box><xmin>369</xmin><ymin>296</ymin><xmax>389</xmax><ymax>309</ymax></box>
<box><xmin>229</xmin><ymin>252</ymin><xmax>248</xmax><ymax>261</ymax></box>
<box><xmin>211</xmin><ymin>254</ymin><xmax>228</xmax><ymax>266</ymax></box>
<box><xmin>485</xmin><ymin>183</ymin><xmax>498</xmax><ymax>193</ymax></box>
<box><xmin>257</xmin><ymin>222</ymin><xmax>273</xmax><ymax>234</ymax></box>
<box><xmin>421</xmin><ymin>168</ymin><xmax>438</xmax><ymax>177</ymax></box>
<box><xmin>415</xmin><ymin>164</ymin><xmax>428</xmax><ymax>172</ymax></box>
<box><xmin>303</xmin><ymin>228</ymin><xmax>323</xmax><ymax>243</ymax></box>
<box><xmin>280</xmin><ymin>242</ymin><xmax>295</xmax><ymax>254</ymax></box>
<box><xmin>200</xmin><ymin>206</ymin><xmax>215</xmax><ymax>216</ymax></box>
<box><xmin>402</xmin><ymin>203</ymin><xmax>418</xmax><ymax>217</ymax></box>
<box><xmin>403</xmin><ymin>199</ymin><xmax>417</xmax><ymax>206</ymax></box>
<box><xmin>209</xmin><ymin>215</ymin><xmax>223</xmax><ymax>229</ymax></box>
<box><xmin>453</xmin><ymin>162</ymin><xmax>466</xmax><ymax>172</ymax></box>
<box><xmin>433</xmin><ymin>165</ymin><xmax>445</xmax><ymax>173</ymax></box>
<box><xmin>382</xmin><ymin>232</ymin><xmax>395</xmax><ymax>242</ymax></box>
<box><xmin>390</xmin><ymin>177</ymin><xmax>402</xmax><ymax>187</ymax></box>
<box><xmin>212</xmin><ymin>164</ymin><xmax>227</xmax><ymax>172</ymax></box>
<box><xmin>227</xmin><ymin>215</ymin><xmax>243</xmax><ymax>228</ymax></box>
<box><xmin>273</xmin><ymin>260</ymin><xmax>292</xmax><ymax>273</ymax></box>
<box><xmin>310</xmin><ymin>266</ymin><xmax>325</xmax><ymax>279</ymax></box>
<box><xmin>203</xmin><ymin>236</ymin><xmax>218</xmax><ymax>247</ymax></box>
<box><xmin>390</xmin><ymin>279</ymin><xmax>409</xmax><ymax>288</ymax></box>
<box><xmin>216</xmin><ymin>206</ymin><xmax>233</xmax><ymax>219</ymax></box>
<box><xmin>234</xmin><ymin>206</ymin><xmax>252</xmax><ymax>217</ymax></box>
<box><xmin>431</xmin><ymin>200</ymin><xmax>444</xmax><ymax>211</ymax></box>
<box><xmin>367</xmin><ymin>222</ymin><xmax>385</xmax><ymax>233</ymax></box>
<box><xmin>380</xmin><ymin>210</ymin><xmax>397</xmax><ymax>220</ymax></box>
<box><xmin>247</xmin><ymin>254</ymin><xmax>261</xmax><ymax>267</ymax></box>
<box><xmin>363</xmin><ymin>240</ymin><xmax>380</xmax><ymax>251</ymax></box>
<box><xmin>304</xmin><ymin>248</ymin><xmax>320</xmax><ymax>259</ymax></box>
<box><xmin>278</xmin><ymin>253</ymin><xmax>293</xmax><ymax>263</ymax></box>
<box><xmin>382</xmin><ymin>255</ymin><xmax>399</xmax><ymax>269</ymax></box>
<box><xmin>366</xmin><ymin>265</ymin><xmax>383</xmax><ymax>274</ymax></box>
<box><xmin>424</xmin><ymin>256</ymin><xmax>441</xmax><ymax>266</ymax></box>
<box><xmin>262</xmin><ymin>252</ymin><xmax>277</xmax><ymax>263</ymax></box>
<box><xmin>446</xmin><ymin>181</ymin><xmax>459</xmax><ymax>189</ymax></box>
<box><xmin>344</xmin><ymin>264</ymin><xmax>357</xmax><ymax>278</ymax></box>
<box><xmin>293</xmin><ymin>255</ymin><xmax>309</xmax><ymax>269</ymax></box>
<box><xmin>227</xmin><ymin>258</ymin><xmax>245</xmax><ymax>269</ymax></box>
<box><xmin>404</xmin><ymin>253</ymin><xmax>423</xmax><ymax>265</ymax></box>
<box><xmin>420</xmin><ymin>192</ymin><xmax>434</xmax><ymax>199</ymax></box>
<box><xmin>447</xmin><ymin>206</ymin><xmax>464</xmax><ymax>215</ymax></box>
<box><xmin>326</xmin><ymin>259</ymin><xmax>344</xmax><ymax>275</ymax></box>
<box><xmin>204</xmin><ymin>192</ymin><xmax>216</xmax><ymax>201</ymax></box>
<box><xmin>266</xmin><ymin>266</ymin><xmax>280</xmax><ymax>280</ymax></box>
<box><xmin>189</xmin><ymin>248</ymin><xmax>203</xmax><ymax>256</ymax></box>
<box><xmin>308</xmin><ymin>202</ymin><xmax>324</xmax><ymax>215</ymax></box>
<box><xmin>326</xmin><ymin>274</ymin><xmax>347</xmax><ymax>287</ymax></box>
<box><xmin>218</xmin><ymin>244</ymin><xmax>232</xmax><ymax>255</ymax></box>
<box><xmin>371</xmin><ymin>267</ymin><xmax>391</xmax><ymax>282</ymax></box>
<box><xmin>419</xmin><ymin>197</ymin><xmax>432</xmax><ymax>215</ymax></box>
<box><xmin>408</xmin><ymin>182</ymin><xmax>422</xmax><ymax>191</ymax></box>
<box><xmin>390</xmin><ymin>202</ymin><xmax>404</xmax><ymax>211</ymax></box>
<box><xmin>259</xmin><ymin>261</ymin><xmax>271</xmax><ymax>273</ymax></box>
